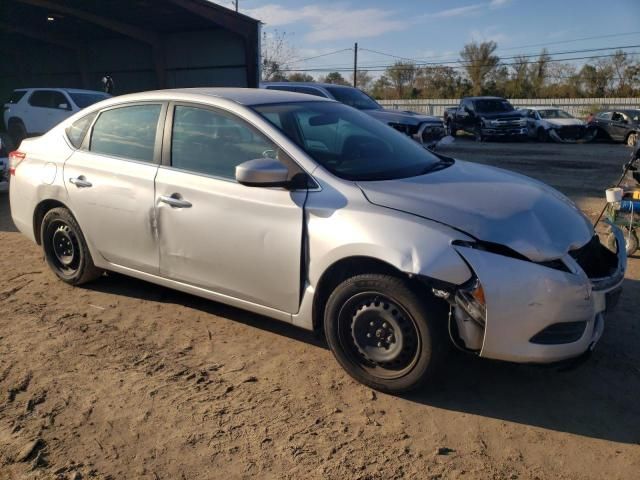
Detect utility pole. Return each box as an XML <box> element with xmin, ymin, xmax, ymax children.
<box><xmin>353</xmin><ymin>42</ymin><xmax>358</xmax><ymax>87</ymax></box>
<box><xmin>234</xmin><ymin>0</ymin><xmax>238</xmax><ymax>12</ymax></box>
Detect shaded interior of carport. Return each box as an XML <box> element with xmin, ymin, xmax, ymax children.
<box><xmin>0</xmin><ymin>0</ymin><xmax>260</xmax><ymax>101</ymax></box>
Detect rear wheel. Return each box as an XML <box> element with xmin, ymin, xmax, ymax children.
<box><xmin>324</xmin><ymin>274</ymin><xmax>446</xmax><ymax>393</ymax></box>
<box><xmin>41</xmin><ymin>207</ymin><xmax>103</xmax><ymax>285</ymax></box>
<box><xmin>8</xmin><ymin>119</ymin><xmax>26</xmax><ymax>147</ymax></box>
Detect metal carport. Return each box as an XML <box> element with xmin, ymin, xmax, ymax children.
<box><xmin>0</xmin><ymin>0</ymin><xmax>261</xmax><ymax>99</ymax></box>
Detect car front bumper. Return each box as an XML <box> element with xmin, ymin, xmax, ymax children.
<box><xmin>481</xmin><ymin>126</ymin><xmax>528</xmax><ymax>137</ymax></box>
<box><xmin>453</xmin><ymin>224</ymin><xmax>626</xmax><ymax>364</ymax></box>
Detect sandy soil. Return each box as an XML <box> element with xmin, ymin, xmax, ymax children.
<box><xmin>0</xmin><ymin>140</ymin><xmax>638</xmax><ymax>479</ymax></box>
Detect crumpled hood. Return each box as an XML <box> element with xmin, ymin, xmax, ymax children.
<box><xmin>544</xmin><ymin>118</ymin><xmax>585</xmax><ymax>127</ymax></box>
<box><xmin>358</xmin><ymin>160</ymin><xmax>593</xmax><ymax>262</ymax></box>
<box><xmin>365</xmin><ymin>108</ymin><xmax>442</xmax><ymax>126</ymax></box>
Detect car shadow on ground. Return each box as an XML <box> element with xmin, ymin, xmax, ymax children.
<box><xmin>0</xmin><ymin>193</ymin><xmax>17</xmax><ymax>233</ymax></box>
<box><xmin>86</xmin><ymin>271</ymin><xmax>640</xmax><ymax>445</ymax></box>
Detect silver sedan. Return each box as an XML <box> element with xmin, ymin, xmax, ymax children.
<box><xmin>9</xmin><ymin>89</ymin><xmax>626</xmax><ymax>393</ymax></box>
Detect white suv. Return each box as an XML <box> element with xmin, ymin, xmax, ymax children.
<box><xmin>3</xmin><ymin>88</ymin><xmax>110</xmax><ymax>146</ymax></box>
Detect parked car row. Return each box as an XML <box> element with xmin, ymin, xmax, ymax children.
<box><xmin>442</xmin><ymin>96</ymin><xmax>639</xmax><ymax>145</ymax></box>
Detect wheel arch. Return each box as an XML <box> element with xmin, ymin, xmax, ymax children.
<box><xmin>311</xmin><ymin>255</ymin><xmax>448</xmax><ymax>334</ymax></box>
<box><xmin>33</xmin><ymin>199</ymin><xmax>73</xmax><ymax>245</ymax></box>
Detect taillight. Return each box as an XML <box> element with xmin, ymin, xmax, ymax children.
<box><xmin>9</xmin><ymin>150</ymin><xmax>26</xmax><ymax>175</ymax></box>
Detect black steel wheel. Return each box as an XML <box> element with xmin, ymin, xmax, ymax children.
<box><xmin>41</xmin><ymin>207</ymin><xmax>103</xmax><ymax>285</ymax></box>
<box><xmin>324</xmin><ymin>274</ymin><xmax>446</xmax><ymax>393</ymax></box>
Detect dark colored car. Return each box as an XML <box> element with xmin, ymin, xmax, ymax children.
<box><xmin>444</xmin><ymin>97</ymin><xmax>527</xmax><ymax>141</ymax></box>
<box><xmin>261</xmin><ymin>82</ymin><xmax>445</xmax><ymax>147</ymax></box>
<box><xmin>591</xmin><ymin>109</ymin><xmax>639</xmax><ymax>146</ymax></box>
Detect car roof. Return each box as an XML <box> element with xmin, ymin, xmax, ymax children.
<box><xmin>262</xmin><ymin>81</ymin><xmax>353</xmax><ymax>90</ymax></box>
<box><xmin>14</xmin><ymin>87</ymin><xmax>107</xmax><ymax>94</ymax></box>
<box><xmin>526</xmin><ymin>106</ymin><xmax>564</xmax><ymax>110</ymax></box>
<box><xmin>103</xmin><ymin>87</ymin><xmax>336</xmax><ymax>107</ymax></box>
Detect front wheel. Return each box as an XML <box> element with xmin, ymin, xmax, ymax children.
<box><xmin>41</xmin><ymin>207</ymin><xmax>103</xmax><ymax>285</ymax></box>
<box><xmin>626</xmin><ymin>132</ymin><xmax>638</xmax><ymax>147</ymax></box>
<box><xmin>324</xmin><ymin>274</ymin><xmax>446</xmax><ymax>393</ymax></box>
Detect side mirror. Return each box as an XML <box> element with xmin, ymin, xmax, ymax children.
<box><xmin>236</xmin><ymin>158</ymin><xmax>289</xmax><ymax>188</ymax></box>
<box><xmin>58</xmin><ymin>103</ymin><xmax>70</xmax><ymax>110</ymax></box>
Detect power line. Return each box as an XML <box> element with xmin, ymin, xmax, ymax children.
<box><xmin>280</xmin><ymin>51</ymin><xmax>640</xmax><ymax>73</ymax></box>
<box><xmin>288</xmin><ymin>48</ymin><xmax>353</xmax><ymax>65</ymax></box>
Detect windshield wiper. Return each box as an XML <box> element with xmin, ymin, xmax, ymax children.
<box><xmin>420</xmin><ymin>157</ymin><xmax>455</xmax><ymax>175</ymax></box>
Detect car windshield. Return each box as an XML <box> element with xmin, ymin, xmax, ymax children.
<box><xmin>253</xmin><ymin>102</ymin><xmax>442</xmax><ymax>181</ymax></box>
<box><xmin>538</xmin><ymin>109</ymin><xmax>573</xmax><ymax>119</ymax></box>
<box><xmin>473</xmin><ymin>99</ymin><xmax>514</xmax><ymax>113</ymax></box>
<box><xmin>625</xmin><ymin>110</ymin><xmax>640</xmax><ymax>121</ymax></box>
<box><xmin>325</xmin><ymin>87</ymin><xmax>381</xmax><ymax>110</ymax></box>
<box><xmin>69</xmin><ymin>92</ymin><xmax>110</xmax><ymax>108</ymax></box>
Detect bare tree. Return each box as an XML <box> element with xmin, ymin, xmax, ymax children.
<box><xmin>386</xmin><ymin>61</ymin><xmax>417</xmax><ymax>98</ymax></box>
<box><xmin>261</xmin><ymin>30</ymin><xmax>296</xmax><ymax>81</ymax></box>
<box><xmin>350</xmin><ymin>70</ymin><xmax>373</xmax><ymax>91</ymax></box>
<box><xmin>460</xmin><ymin>41</ymin><xmax>500</xmax><ymax>95</ymax></box>
<box><xmin>530</xmin><ymin>49</ymin><xmax>551</xmax><ymax>96</ymax></box>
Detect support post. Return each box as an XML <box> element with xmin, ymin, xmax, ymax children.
<box><xmin>353</xmin><ymin>42</ymin><xmax>358</xmax><ymax>88</ymax></box>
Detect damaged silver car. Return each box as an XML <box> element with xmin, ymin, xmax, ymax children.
<box><xmin>10</xmin><ymin>89</ymin><xmax>627</xmax><ymax>393</ymax></box>
<box><xmin>522</xmin><ymin>107</ymin><xmax>596</xmax><ymax>143</ymax></box>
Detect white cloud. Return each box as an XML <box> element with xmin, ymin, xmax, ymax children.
<box><xmin>244</xmin><ymin>4</ymin><xmax>406</xmax><ymax>42</ymax></box>
<box><xmin>489</xmin><ymin>0</ymin><xmax>512</xmax><ymax>7</ymax></box>
<box><xmin>423</xmin><ymin>4</ymin><xmax>484</xmax><ymax>19</ymax></box>
<box><xmin>469</xmin><ymin>26</ymin><xmax>509</xmax><ymax>45</ymax></box>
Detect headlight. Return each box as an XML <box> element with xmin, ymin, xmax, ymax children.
<box><xmin>454</xmin><ymin>279</ymin><xmax>486</xmax><ymax>326</ymax></box>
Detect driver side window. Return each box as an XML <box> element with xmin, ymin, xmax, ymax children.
<box><xmin>170</xmin><ymin>105</ymin><xmax>277</xmax><ymax>180</ymax></box>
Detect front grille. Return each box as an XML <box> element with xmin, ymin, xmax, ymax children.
<box><xmin>570</xmin><ymin>235</ymin><xmax>618</xmax><ymax>279</ymax></box>
<box><xmin>421</xmin><ymin>125</ymin><xmax>444</xmax><ymax>143</ymax></box>
<box><xmin>389</xmin><ymin>123</ymin><xmax>418</xmax><ymax>136</ymax></box>
<box><xmin>530</xmin><ymin>321</ymin><xmax>587</xmax><ymax>344</ymax></box>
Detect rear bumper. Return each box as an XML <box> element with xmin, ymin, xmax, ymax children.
<box><xmin>453</xmin><ymin>224</ymin><xmax>626</xmax><ymax>364</ymax></box>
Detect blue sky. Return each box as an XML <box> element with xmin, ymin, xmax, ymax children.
<box><xmin>217</xmin><ymin>0</ymin><xmax>640</xmax><ymax>76</ymax></box>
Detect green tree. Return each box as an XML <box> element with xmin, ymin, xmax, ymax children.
<box><xmin>460</xmin><ymin>41</ymin><xmax>500</xmax><ymax>95</ymax></box>
<box><xmin>322</xmin><ymin>72</ymin><xmax>349</xmax><ymax>85</ymax></box>
<box><xmin>288</xmin><ymin>72</ymin><xmax>315</xmax><ymax>82</ymax></box>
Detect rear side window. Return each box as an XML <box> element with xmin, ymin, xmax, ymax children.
<box><xmin>7</xmin><ymin>90</ymin><xmax>27</xmax><ymax>104</ymax></box>
<box><xmin>29</xmin><ymin>90</ymin><xmax>69</xmax><ymax>110</ymax></box>
<box><xmin>295</xmin><ymin>87</ymin><xmax>327</xmax><ymax>97</ymax></box>
<box><xmin>90</xmin><ymin>104</ymin><xmax>161</xmax><ymax>162</ymax></box>
<box><xmin>597</xmin><ymin>112</ymin><xmax>612</xmax><ymax>120</ymax></box>
<box><xmin>69</xmin><ymin>92</ymin><xmax>109</xmax><ymax>109</ymax></box>
<box><xmin>171</xmin><ymin>105</ymin><xmax>277</xmax><ymax>180</ymax></box>
<box><xmin>66</xmin><ymin>112</ymin><xmax>97</xmax><ymax>148</ymax></box>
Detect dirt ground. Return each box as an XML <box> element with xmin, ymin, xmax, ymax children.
<box><xmin>0</xmin><ymin>140</ymin><xmax>638</xmax><ymax>480</ymax></box>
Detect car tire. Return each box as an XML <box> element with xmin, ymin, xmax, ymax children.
<box><xmin>537</xmin><ymin>127</ymin><xmax>548</xmax><ymax>142</ymax></box>
<box><xmin>474</xmin><ymin>125</ymin><xmax>483</xmax><ymax>142</ymax></box>
<box><xmin>324</xmin><ymin>274</ymin><xmax>447</xmax><ymax>393</ymax></box>
<box><xmin>8</xmin><ymin>119</ymin><xmax>27</xmax><ymax>147</ymax></box>
<box><xmin>626</xmin><ymin>132</ymin><xmax>638</xmax><ymax>147</ymax></box>
<box><xmin>447</xmin><ymin>121</ymin><xmax>457</xmax><ymax>137</ymax></box>
<box><xmin>41</xmin><ymin>207</ymin><xmax>103</xmax><ymax>285</ymax></box>
<box><xmin>607</xmin><ymin>228</ymin><xmax>639</xmax><ymax>257</ymax></box>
